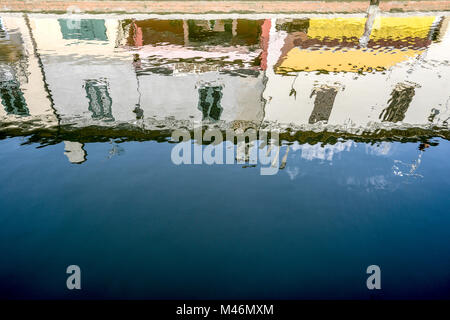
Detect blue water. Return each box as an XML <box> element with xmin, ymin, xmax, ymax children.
<box><xmin>1</xmin><ymin>11</ymin><xmax>450</xmax><ymax>300</ymax></box>
<box><xmin>1</xmin><ymin>137</ymin><xmax>449</xmax><ymax>299</ymax></box>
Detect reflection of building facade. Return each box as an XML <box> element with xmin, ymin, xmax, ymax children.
<box><xmin>2</xmin><ymin>13</ymin><xmax>447</xmax><ymax>132</ymax></box>
<box><xmin>0</xmin><ymin>16</ymin><xmax>57</xmax><ymax>129</ymax></box>
<box><xmin>28</xmin><ymin>16</ymin><xmax>138</xmax><ymax>127</ymax></box>
<box><xmin>25</xmin><ymin>17</ymin><xmax>269</xmax><ymax>129</ymax></box>
<box><xmin>117</xmin><ymin>18</ymin><xmax>268</xmax><ymax>127</ymax></box>
<box><xmin>1</xmin><ymin>12</ymin><xmax>450</xmax><ymax>165</ymax></box>
<box><xmin>263</xmin><ymin>16</ymin><xmax>450</xmax><ymax>132</ymax></box>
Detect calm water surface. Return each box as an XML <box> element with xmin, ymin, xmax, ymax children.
<box><xmin>0</xmin><ymin>12</ymin><xmax>450</xmax><ymax>299</ymax></box>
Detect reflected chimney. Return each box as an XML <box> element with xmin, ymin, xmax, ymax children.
<box><xmin>64</xmin><ymin>141</ymin><xmax>87</xmax><ymax>164</ymax></box>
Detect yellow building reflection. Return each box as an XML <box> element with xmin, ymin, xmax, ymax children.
<box><xmin>276</xmin><ymin>16</ymin><xmax>438</xmax><ymax>74</ymax></box>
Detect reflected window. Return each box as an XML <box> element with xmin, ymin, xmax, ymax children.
<box><xmin>308</xmin><ymin>86</ymin><xmax>338</xmax><ymax>124</ymax></box>
<box><xmin>198</xmin><ymin>86</ymin><xmax>223</xmax><ymax>121</ymax></box>
<box><xmin>275</xmin><ymin>19</ymin><xmax>310</xmax><ymax>33</ymax></box>
<box><xmin>232</xmin><ymin>19</ymin><xmax>264</xmax><ymax>46</ymax></box>
<box><xmin>188</xmin><ymin>20</ymin><xmax>233</xmax><ymax>46</ymax></box>
<box><xmin>0</xmin><ymin>80</ymin><xmax>29</xmax><ymax>116</ymax></box>
<box><xmin>84</xmin><ymin>79</ymin><xmax>114</xmax><ymax>121</ymax></box>
<box><xmin>58</xmin><ymin>19</ymin><xmax>107</xmax><ymax>41</ymax></box>
<box><xmin>121</xmin><ymin>19</ymin><xmax>184</xmax><ymax>46</ymax></box>
<box><xmin>379</xmin><ymin>83</ymin><xmax>416</xmax><ymax>123</ymax></box>
<box><xmin>118</xmin><ymin>18</ymin><xmax>263</xmax><ymax>47</ymax></box>
<box><xmin>187</xmin><ymin>19</ymin><xmax>263</xmax><ymax>47</ymax></box>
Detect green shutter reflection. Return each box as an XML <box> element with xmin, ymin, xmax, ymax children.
<box><xmin>0</xmin><ymin>80</ymin><xmax>29</xmax><ymax>116</ymax></box>
<box><xmin>58</xmin><ymin>19</ymin><xmax>108</xmax><ymax>41</ymax></box>
<box><xmin>198</xmin><ymin>86</ymin><xmax>223</xmax><ymax>122</ymax></box>
<box><xmin>84</xmin><ymin>79</ymin><xmax>114</xmax><ymax>122</ymax></box>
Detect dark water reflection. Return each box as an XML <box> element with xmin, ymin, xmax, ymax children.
<box><xmin>0</xmin><ymin>12</ymin><xmax>450</xmax><ymax>299</ymax></box>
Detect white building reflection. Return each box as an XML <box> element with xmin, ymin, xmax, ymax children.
<box><xmin>0</xmin><ymin>12</ymin><xmax>449</xmax><ymax>166</ymax></box>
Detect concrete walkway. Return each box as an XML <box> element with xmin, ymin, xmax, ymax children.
<box><xmin>1</xmin><ymin>1</ymin><xmax>449</xmax><ymax>14</ymax></box>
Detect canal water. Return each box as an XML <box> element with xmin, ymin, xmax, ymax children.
<box><xmin>0</xmin><ymin>12</ymin><xmax>449</xmax><ymax>299</ymax></box>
